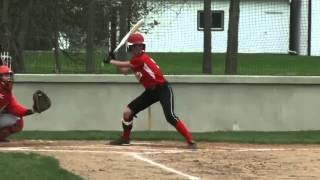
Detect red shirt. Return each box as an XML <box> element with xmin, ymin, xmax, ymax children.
<box><xmin>130</xmin><ymin>53</ymin><xmax>166</xmax><ymax>89</ymax></box>
<box><xmin>0</xmin><ymin>83</ymin><xmax>28</xmax><ymax>117</ymax></box>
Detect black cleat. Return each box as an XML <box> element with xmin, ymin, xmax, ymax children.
<box><xmin>187</xmin><ymin>141</ymin><xmax>197</xmax><ymax>149</ymax></box>
<box><xmin>109</xmin><ymin>137</ymin><xmax>130</xmax><ymax>145</ymax></box>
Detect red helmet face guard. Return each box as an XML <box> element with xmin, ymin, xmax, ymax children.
<box><xmin>127</xmin><ymin>33</ymin><xmax>146</xmax><ymax>55</ymax></box>
<box><xmin>128</xmin><ymin>44</ymin><xmax>145</xmax><ymax>53</ymax></box>
<box><xmin>0</xmin><ymin>74</ymin><xmax>14</xmax><ymax>90</ymax></box>
<box><xmin>1</xmin><ymin>72</ymin><xmax>14</xmax><ymax>82</ymax></box>
<box><xmin>0</xmin><ymin>65</ymin><xmax>14</xmax><ymax>90</ymax></box>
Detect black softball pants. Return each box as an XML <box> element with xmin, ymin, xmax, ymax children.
<box><xmin>128</xmin><ymin>82</ymin><xmax>179</xmax><ymax>126</ymax></box>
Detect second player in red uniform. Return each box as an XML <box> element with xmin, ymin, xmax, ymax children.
<box><xmin>0</xmin><ymin>65</ymin><xmax>35</xmax><ymax>142</ymax></box>
<box><xmin>0</xmin><ymin>53</ymin><xmax>50</xmax><ymax>142</ymax></box>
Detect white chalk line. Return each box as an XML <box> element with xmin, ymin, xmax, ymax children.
<box><xmin>0</xmin><ymin>146</ymin><xmax>192</xmax><ymax>155</ymax></box>
<box><xmin>212</xmin><ymin>146</ymin><xmax>320</xmax><ymax>152</ymax></box>
<box><xmin>2</xmin><ymin>142</ymin><xmax>320</xmax><ymax>153</ymax></box>
<box><xmin>2</xmin><ymin>145</ymin><xmax>320</xmax><ymax>154</ymax></box>
<box><xmin>131</xmin><ymin>153</ymin><xmax>200</xmax><ymax>180</ymax></box>
<box><xmin>0</xmin><ymin>147</ymin><xmax>187</xmax><ymax>155</ymax></box>
<box><xmin>1</xmin><ymin>142</ymin><xmax>193</xmax><ymax>153</ymax></box>
<box><xmin>0</xmin><ymin>147</ymin><xmax>121</xmax><ymax>154</ymax></box>
<box><xmin>42</xmin><ymin>145</ymin><xmax>191</xmax><ymax>154</ymax></box>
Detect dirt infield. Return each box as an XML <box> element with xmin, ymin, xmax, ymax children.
<box><xmin>1</xmin><ymin>140</ymin><xmax>320</xmax><ymax>180</ymax></box>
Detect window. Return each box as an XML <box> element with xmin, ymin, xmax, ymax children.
<box><xmin>197</xmin><ymin>10</ymin><xmax>224</xmax><ymax>31</ymax></box>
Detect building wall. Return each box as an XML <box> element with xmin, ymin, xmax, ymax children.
<box><xmin>311</xmin><ymin>0</ymin><xmax>320</xmax><ymax>56</ymax></box>
<box><xmin>14</xmin><ymin>74</ymin><xmax>320</xmax><ymax>132</ymax></box>
<box><xmin>144</xmin><ymin>0</ymin><xmax>290</xmax><ymax>53</ymax></box>
<box><xmin>239</xmin><ymin>0</ymin><xmax>290</xmax><ymax>53</ymax></box>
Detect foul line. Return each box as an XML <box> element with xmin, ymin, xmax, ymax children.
<box><xmin>131</xmin><ymin>153</ymin><xmax>200</xmax><ymax>180</ymax></box>
<box><xmin>0</xmin><ymin>147</ymin><xmax>120</xmax><ymax>154</ymax></box>
<box><xmin>0</xmin><ymin>146</ymin><xmax>192</xmax><ymax>155</ymax></box>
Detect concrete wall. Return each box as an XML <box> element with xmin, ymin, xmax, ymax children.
<box><xmin>13</xmin><ymin>74</ymin><xmax>320</xmax><ymax>132</ymax></box>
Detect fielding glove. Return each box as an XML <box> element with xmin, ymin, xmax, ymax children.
<box><xmin>33</xmin><ymin>90</ymin><xmax>51</xmax><ymax>113</ymax></box>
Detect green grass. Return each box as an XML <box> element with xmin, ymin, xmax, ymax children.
<box><xmin>9</xmin><ymin>130</ymin><xmax>320</xmax><ymax>144</ymax></box>
<box><xmin>24</xmin><ymin>51</ymin><xmax>115</xmax><ymax>74</ymax></box>
<box><xmin>23</xmin><ymin>51</ymin><xmax>320</xmax><ymax>75</ymax></box>
<box><xmin>0</xmin><ymin>153</ymin><xmax>83</xmax><ymax>180</ymax></box>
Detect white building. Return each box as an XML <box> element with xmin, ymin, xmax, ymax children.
<box><xmin>311</xmin><ymin>0</ymin><xmax>320</xmax><ymax>56</ymax></box>
<box><xmin>142</xmin><ymin>0</ymin><xmax>318</xmax><ymax>55</ymax></box>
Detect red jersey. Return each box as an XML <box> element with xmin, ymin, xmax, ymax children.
<box><xmin>0</xmin><ymin>84</ymin><xmax>28</xmax><ymax>117</ymax></box>
<box><xmin>130</xmin><ymin>53</ymin><xmax>166</xmax><ymax>89</ymax></box>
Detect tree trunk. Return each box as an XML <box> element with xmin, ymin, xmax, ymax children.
<box><xmin>118</xmin><ymin>0</ymin><xmax>129</xmax><ymax>59</ymax></box>
<box><xmin>105</xmin><ymin>14</ymin><xmax>110</xmax><ymax>55</ymax></box>
<box><xmin>1</xmin><ymin>0</ymin><xmax>10</xmax><ymax>51</ymax></box>
<box><xmin>202</xmin><ymin>0</ymin><xmax>212</xmax><ymax>74</ymax></box>
<box><xmin>11</xmin><ymin>1</ymin><xmax>33</xmax><ymax>73</ymax></box>
<box><xmin>53</xmin><ymin>31</ymin><xmax>61</xmax><ymax>73</ymax></box>
<box><xmin>225</xmin><ymin>0</ymin><xmax>240</xmax><ymax>75</ymax></box>
<box><xmin>110</xmin><ymin>7</ymin><xmax>118</xmax><ymax>52</ymax></box>
<box><xmin>53</xmin><ymin>3</ymin><xmax>61</xmax><ymax>73</ymax></box>
<box><xmin>85</xmin><ymin>0</ymin><xmax>96</xmax><ymax>73</ymax></box>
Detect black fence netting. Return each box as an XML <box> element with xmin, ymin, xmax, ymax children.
<box><xmin>0</xmin><ymin>0</ymin><xmax>318</xmax><ymax>75</ymax></box>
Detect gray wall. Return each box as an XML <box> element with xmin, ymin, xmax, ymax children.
<box><xmin>13</xmin><ymin>74</ymin><xmax>320</xmax><ymax>132</ymax></box>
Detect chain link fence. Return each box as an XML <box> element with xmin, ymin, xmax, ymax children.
<box><xmin>1</xmin><ymin>0</ymin><xmax>319</xmax><ymax>75</ymax></box>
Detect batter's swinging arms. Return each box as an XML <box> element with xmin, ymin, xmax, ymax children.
<box><xmin>105</xmin><ymin>32</ymin><xmax>196</xmax><ymax>149</ymax></box>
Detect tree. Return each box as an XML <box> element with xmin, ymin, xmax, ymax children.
<box><xmin>51</xmin><ymin>2</ymin><xmax>62</xmax><ymax>73</ymax></box>
<box><xmin>42</xmin><ymin>1</ymin><xmax>65</xmax><ymax>73</ymax></box>
<box><xmin>10</xmin><ymin>1</ymin><xmax>34</xmax><ymax>73</ymax></box>
<box><xmin>118</xmin><ymin>0</ymin><xmax>131</xmax><ymax>59</ymax></box>
<box><xmin>1</xmin><ymin>0</ymin><xmax>165</xmax><ymax>73</ymax></box>
<box><xmin>1</xmin><ymin>0</ymin><xmax>10</xmax><ymax>51</ymax></box>
<box><xmin>202</xmin><ymin>0</ymin><xmax>212</xmax><ymax>74</ymax></box>
<box><xmin>85</xmin><ymin>0</ymin><xmax>96</xmax><ymax>73</ymax></box>
<box><xmin>225</xmin><ymin>0</ymin><xmax>240</xmax><ymax>75</ymax></box>
<box><xmin>1</xmin><ymin>0</ymin><xmax>64</xmax><ymax>73</ymax></box>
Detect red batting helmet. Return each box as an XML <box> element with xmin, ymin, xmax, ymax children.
<box><xmin>0</xmin><ymin>65</ymin><xmax>14</xmax><ymax>90</ymax></box>
<box><xmin>127</xmin><ymin>32</ymin><xmax>144</xmax><ymax>45</ymax></box>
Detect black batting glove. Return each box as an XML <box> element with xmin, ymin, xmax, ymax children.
<box><xmin>104</xmin><ymin>51</ymin><xmax>115</xmax><ymax>64</ymax></box>
<box><xmin>25</xmin><ymin>109</ymin><xmax>35</xmax><ymax>116</ymax></box>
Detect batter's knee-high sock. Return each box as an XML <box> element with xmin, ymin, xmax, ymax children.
<box><xmin>122</xmin><ymin>120</ymin><xmax>133</xmax><ymax>140</ymax></box>
<box><xmin>175</xmin><ymin>120</ymin><xmax>193</xmax><ymax>143</ymax></box>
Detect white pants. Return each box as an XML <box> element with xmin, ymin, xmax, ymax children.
<box><xmin>0</xmin><ymin>114</ymin><xmax>19</xmax><ymax>129</ymax></box>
